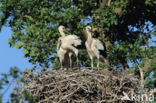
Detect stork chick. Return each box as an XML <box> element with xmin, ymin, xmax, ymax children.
<box><xmin>83</xmin><ymin>26</ymin><xmax>106</xmax><ymax>70</ymax></box>
<box><xmin>57</xmin><ymin>25</ymin><xmax>81</xmax><ymax>69</ymax></box>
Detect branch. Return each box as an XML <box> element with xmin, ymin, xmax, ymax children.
<box><xmin>21</xmin><ymin>69</ymin><xmax>141</xmax><ymax>102</ymax></box>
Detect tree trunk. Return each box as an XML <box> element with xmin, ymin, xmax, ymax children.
<box><xmin>138</xmin><ymin>66</ymin><xmax>145</xmax><ymax>91</ymax></box>
<box><xmin>121</xmin><ymin>58</ymin><xmax>130</xmax><ymax>70</ymax></box>
<box><xmin>99</xmin><ymin>0</ymin><xmax>108</xmax><ymax>8</ymax></box>
<box><xmin>104</xmin><ymin>40</ymin><xmax>111</xmax><ymax>68</ymax></box>
<box><xmin>138</xmin><ymin>66</ymin><xmax>149</xmax><ymax>103</ymax></box>
<box><xmin>99</xmin><ymin>0</ymin><xmax>111</xmax><ymax>8</ymax></box>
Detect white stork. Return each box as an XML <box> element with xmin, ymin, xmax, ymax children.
<box><xmin>83</xmin><ymin>26</ymin><xmax>106</xmax><ymax>69</ymax></box>
<box><xmin>57</xmin><ymin>25</ymin><xmax>81</xmax><ymax>69</ymax></box>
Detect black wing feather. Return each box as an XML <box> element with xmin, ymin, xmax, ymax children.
<box><xmin>57</xmin><ymin>39</ymin><xmax>62</xmax><ymax>50</ymax></box>
<box><xmin>99</xmin><ymin>43</ymin><xmax>107</xmax><ymax>58</ymax></box>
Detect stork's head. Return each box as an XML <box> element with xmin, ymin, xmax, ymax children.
<box><xmin>85</xmin><ymin>26</ymin><xmax>92</xmax><ymax>32</ymax></box>
<box><xmin>58</xmin><ymin>25</ymin><xmax>67</xmax><ymax>33</ymax></box>
<box><xmin>86</xmin><ymin>26</ymin><xmax>97</xmax><ymax>33</ymax></box>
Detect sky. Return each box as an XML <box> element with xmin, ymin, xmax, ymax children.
<box><xmin>0</xmin><ymin>27</ymin><xmax>33</xmax><ymax>102</ymax></box>
<box><xmin>0</xmin><ymin>27</ymin><xmax>33</xmax><ymax>73</ymax></box>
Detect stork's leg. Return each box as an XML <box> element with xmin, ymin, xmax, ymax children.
<box><xmin>76</xmin><ymin>56</ymin><xmax>79</xmax><ymax>66</ymax></box>
<box><xmin>66</xmin><ymin>45</ymin><xmax>79</xmax><ymax>67</ymax></box>
<box><xmin>60</xmin><ymin>59</ymin><xmax>63</xmax><ymax>70</ymax></box>
<box><xmin>91</xmin><ymin>58</ymin><xmax>93</xmax><ymax>69</ymax></box>
<box><xmin>73</xmin><ymin>49</ymin><xmax>79</xmax><ymax>66</ymax></box>
<box><xmin>93</xmin><ymin>48</ymin><xmax>100</xmax><ymax>70</ymax></box>
<box><xmin>97</xmin><ymin>55</ymin><xmax>100</xmax><ymax>70</ymax></box>
<box><xmin>69</xmin><ymin>52</ymin><xmax>72</xmax><ymax>68</ymax></box>
<box><xmin>90</xmin><ymin>55</ymin><xmax>93</xmax><ymax>69</ymax></box>
<box><xmin>97</xmin><ymin>58</ymin><xmax>100</xmax><ymax>70</ymax></box>
<box><xmin>61</xmin><ymin>62</ymin><xmax>63</xmax><ymax>70</ymax></box>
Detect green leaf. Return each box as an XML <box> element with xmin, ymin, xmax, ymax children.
<box><xmin>23</xmin><ymin>49</ymin><xmax>28</xmax><ymax>54</ymax></box>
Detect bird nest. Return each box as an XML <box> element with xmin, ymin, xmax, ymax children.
<box><xmin>21</xmin><ymin>68</ymin><xmax>141</xmax><ymax>103</ymax></box>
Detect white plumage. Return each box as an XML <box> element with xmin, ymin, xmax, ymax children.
<box><xmin>62</xmin><ymin>35</ymin><xmax>81</xmax><ymax>47</ymax></box>
<box><xmin>57</xmin><ymin>25</ymin><xmax>81</xmax><ymax>69</ymax></box>
<box><xmin>83</xmin><ymin>26</ymin><xmax>106</xmax><ymax>69</ymax></box>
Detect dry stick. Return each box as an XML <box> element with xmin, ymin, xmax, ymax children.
<box><xmin>21</xmin><ymin>69</ymin><xmax>141</xmax><ymax>103</ymax></box>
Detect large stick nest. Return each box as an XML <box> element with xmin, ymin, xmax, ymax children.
<box><xmin>21</xmin><ymin>68</ymin><xmax>141</xmax><ymax>103</ymax></box>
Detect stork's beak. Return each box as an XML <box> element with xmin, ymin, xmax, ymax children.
<box><xmin>91</xmin><ymin>28</ymin><xmax>97</xmax><ymax>32</ymax></box>
<box><xmin>64</xmin><ymin>29</ymin><xmax>72</xmax><ymax>35</ymax></box>
<box><xmin>64</xmin><ymin>29</ymin><xmax>68</xmax><ymax>33</ymax></box>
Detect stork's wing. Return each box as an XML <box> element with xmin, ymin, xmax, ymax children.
<box><xmin>64</xmin><ymin>35</ymin><xmax>82</xmax><ymax>46</ymax></box>
<box><xmin>57</xmin><ymin>38</ymin><xmax>62</xmax><ymax>50</ymax></box>
<box><xmin>95</xmin><ymin>39</ymin><xmax>107</xmax><ymax>58</ymax></box>
<box><xmin>95</xmin><ymin>39</ymin><xmax>104</xmax><ymax>50</ymax></box>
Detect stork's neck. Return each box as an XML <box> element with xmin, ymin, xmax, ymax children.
<box><xmin>60</xmin><ymin>31</ymin><xmax>66</xmax><ymax>37</ymax></box>
<box><xmin>86</xmin><ymin>30</ymin><xmax>92</xmax><ymax>40</ymax></box>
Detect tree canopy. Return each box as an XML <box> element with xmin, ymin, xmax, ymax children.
<box><xmin>0</xmin><ymin>0</ymin><xmax>156</xmax><ymax>102</ymax></box>
<box><xmin>0</xmin><ymin>67</ymin><xmax>36</xmax><ymax>103</ymax></box>
<box><xmin>0</xmin><ymin>0</ymin><xmax>155</xmax><ymax>69</ymax></box>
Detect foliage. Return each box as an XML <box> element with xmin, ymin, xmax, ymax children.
<box><xmin>0</xmin><ymin>67</ymin><xmax>36</xmax><ymax>103</ymax></box>
<box><xmin>0</xmin><ymin>0</ymin><xmax>156</xmax><ymax>101</ymax></box>
<box><xmin>0</xmin><ymin>0</ymin><xmax>155</xmax><ymax>68</ymax></box>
